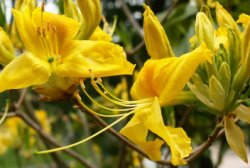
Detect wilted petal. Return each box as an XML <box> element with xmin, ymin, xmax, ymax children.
<box><xmin>131</xmin><ymin>44</ymin><xmax>212</xmax><ymax>106</ymax></box>
<box><xmin>0</xmin><ymin>53</ymin><xmax>50</xmax><ymax>92</ymax></box>
<box><xmin>225</xmin><ymin>117</ymin><xmax>248</xmax><ymax>163</ymax></box>
<box><xmin>143</xmin><ymin>5</ymin><xmax>174</xmax><ymax>59</ymax></box>
<box><xmin>57</xmin><ymin>40</ymin><xmax>135</xmax><ymax>77</ymax></box>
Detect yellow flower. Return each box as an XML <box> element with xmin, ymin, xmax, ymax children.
<box><xmin>121</xmin><ymin>5</ymin><xmax>212</xmax><ymax>166</ymax></box>
<box><xmin>0</xmin><ymin>6</ymin><xmax>134</xmax><ymax>96</ymax></box>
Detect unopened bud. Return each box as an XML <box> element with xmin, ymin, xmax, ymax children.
<box><xmin>0</xmin><ymin>27</ymin><xmax>15</xmax><ymax>65</ymax></box>
<box><xmin>143</xmin><ymin>5</ymin><xmax>174</xmax><ymax>59</ymax></box>
<box><xmin>195</xmin><ymin>12</ymin><xmax>214</xmax><ymax>50</ymax></box>
<box><xmin>77</xmin><ymin>0</ymin><xmax>101</xmax><ymax>39</ymax></box>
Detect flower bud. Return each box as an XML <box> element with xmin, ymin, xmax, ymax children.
<box><xmin>77</xmin><ymin>0</ymin><xmax>101</xmax><ymax>39</ymax></box>
<box><xmin>215</xmin><ymin>2</ymin><xmax>240</xmax><ymax>36</ymax></box>
<box><xmin>143</xmin><ymin>5</ymin><xmax>174</xmax><ymax>59</ymax></box>
<box><xmin>0</xmin><ymin>27</ymin><xmax>15</xmax><ymax>65</ymax></box>
<box><xmin>208</xmin><ymin>75</ymin><xmax>226</xmax><ymax>112</ymax></box>
<box><xmin>195</xmin><ymin>12</ymin><xmax>214</xmax><ymax>50</ymax></box>
<box><xmin>64</xmin><ymin>0</ymin><xmax>82</xmax><ymax>21</ymax></box>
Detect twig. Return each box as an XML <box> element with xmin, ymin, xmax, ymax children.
<box><xmin>186</xmin><ymin>123</ymin><xmax>223</xmax><ymax>163</ymax></box>
<box><xmin>16</xmin><ymin>111</ymin><xmax>96</xmax><ymax>168</ymax></box>
<box><xmin>119</xmin><ymin>0</ymin><xmax>144</xmax><ymax>38</ymax></box>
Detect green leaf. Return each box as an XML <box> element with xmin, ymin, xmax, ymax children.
<box><xmin>225</xmin><ymin>117</ymin><xmax>248</xmax><ymax>163</ymax></box>
<box><xmin>234</xmin><ymin>105</ymin><xmax>250</xmax><ymax>124</ymax></box>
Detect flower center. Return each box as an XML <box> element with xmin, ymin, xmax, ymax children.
<box><xmin>36</xmin><ymin>5</ymin><xmax>60</xmax><ymax>65</ymax></box>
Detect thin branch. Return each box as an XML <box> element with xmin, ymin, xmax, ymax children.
<box><xmin>186</xmin><ymin>123</ymin><xmax>223</xmax><ymax>163</ymax></box>
<box><xmin>16</xmin><ymin>111</ymin><xmax>96</xmax><ymax>168</ymax></box>
<box><xmin>119</xmin><ymin>0</ymin><xmax>144</xmax><ymax>38</ymax></box>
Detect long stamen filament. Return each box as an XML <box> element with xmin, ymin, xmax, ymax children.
<box><xmin>34</xmin><ymin>110</ymin><xmax>134</xmax><ymax>155</ymax></box>
<box><xmin>90</xmin><ymin>79</ymin><xmax>140</xmax><ymax>107</ymax></box>
<box><xmin>80</xmin><ymin>81</ymin><xmax>137</xmax><ymax>112</ymax></box>
<box><xmin>95</xmin><ymin>79</ymin><xmax>155</xmax><ymax>104</ymax></box>
<box><xmin>75</xmin><ymin>92</ymin><xmax>128</xmax><ymax>118</ymax></box>
<box><xmin>0</xmin><ymin>100</ymin><xmax>9</xmax><ymax>125</ymax></box>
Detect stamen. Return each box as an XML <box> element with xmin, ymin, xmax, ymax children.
<box><xmin>0</xmin><ymin>100</ymin><xmax>9</xmax><ymax>125</ymax></box>
<box><xmin>80</xmin><ymin>81</ymin><xmax>137</xmax><ymax>112</ymax></box>
<box><xmin>75</xmin><ymin>92</ymin><xmax>130</xmax><ymax>118</ymax></box>
<box><xmin>34</xmin><ymin>110</ymin><xmax>134</xmax><ymax>155</ymax></box>
<box><xmin>91</xmin><ymin>79</ymin><xmax>153</xmax><ymax>107</ymax></box>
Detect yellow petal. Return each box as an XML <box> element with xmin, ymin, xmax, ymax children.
<box><xmin>121</xmin><ymin>98</ymin><xmax>192</xmax><ymax>165</ymax></box>
<box><xmin>89</xmin><ymin>27</ymin><xmax>112</xmax><ymax>42</ymax></box>
<box><xmin>224</xmin><ymin>117</ymin><xmax>248</xmax><ymax>163</ymax></box>
<box><xmin>12</xmin><ymin>8</ymin><xmax>44</xmax><ymax>59</ymax></box>
<box><xmin>237</xmin><ymin>14</ymin><xmax>250</xmax><ymax>27</ymax></box>
<box><xmin>77</xmin><ymin>0</ymin><xmax>101</xmax><ymax>39</ymax></box>
<box><xmin>215</xmin><ymin>2</ymin><xmax>240</xmax><ymax>36</ymax></box>
<box><xmin>120</xmin><ymin>112</ymin><xmax>164</xmax><ymax>160</ymax></box>
<box><xmin>31</xmin><ymin>8</ymin><xmax>81</xmax><ymax>46</ymax></box>
<box><xmin>143</xmin><ymin>5</ymin><xmax>174</xmax><ymax>59</ymax></box>
<box><xmin>0</xmin><ymin>53</ymin><xmax>50</xmax><ymax>92</ymax></box>
<box><xmin>57</xmin><ymin>40</ymin><xmax>135</xmax><ymax>77</ymax></box>
<box><xmin>233</xmin><ymin>105</ymin><xmax>250</xmax><ymax>124</ymax></box>
<box><xmin>131</xmin><ymin>44</ymin><xmax>212</xmax><ymax>106</ymax></box>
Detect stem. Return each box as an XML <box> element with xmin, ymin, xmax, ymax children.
<box><xmin>17</xmin><ymin>111</ymin><xmax>95</xmax><ymax>168</ymax></box>
<box><xmin>186</xmin><ymin>121</ymin><xmax>223</xmax><ymax>163</ymax></box>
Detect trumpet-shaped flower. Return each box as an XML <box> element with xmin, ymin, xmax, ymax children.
<box><xmin>0</xmin><ymin>6</ymin><xmax>134</xmax><ymax>98</ymax></box>
<box><xmin>121</xmin><ymin>5</ymin><xmax>212</xmax><ymax>165</ymax></box>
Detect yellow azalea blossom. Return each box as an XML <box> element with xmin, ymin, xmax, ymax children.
<box><xmin>121</xmin><ymin>5</ymin><xmax>212</xmax><ymax>166</ymax></box>
<box><xmin>34</xmin><ymin>5</ymin><xmax>211</xmax><ymax>166</ymax></box>
<box><xmin>188</xmin><ymin>3</ymin><xmax>250</xmax><ymax>162</ymax></box>
<box><xmin>0</xmin><ymin>6</ymin><xmax>134</xmax><ymax>95</ymax></box>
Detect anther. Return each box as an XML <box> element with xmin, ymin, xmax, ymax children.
<box><xmin>37</xmin><ymin>27</ymin><xmax>41</xmax><ymax>36</ymax></box>
<box><xmin>42</xmin><ymin>28</ymin><xmax>46</xmax><ymax>37</ymax></box>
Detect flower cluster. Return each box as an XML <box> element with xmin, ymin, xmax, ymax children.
<box><xmin>0</xmin><ymin>0</ymin><xmax>249</xmax><ymax>167</ymax></box>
